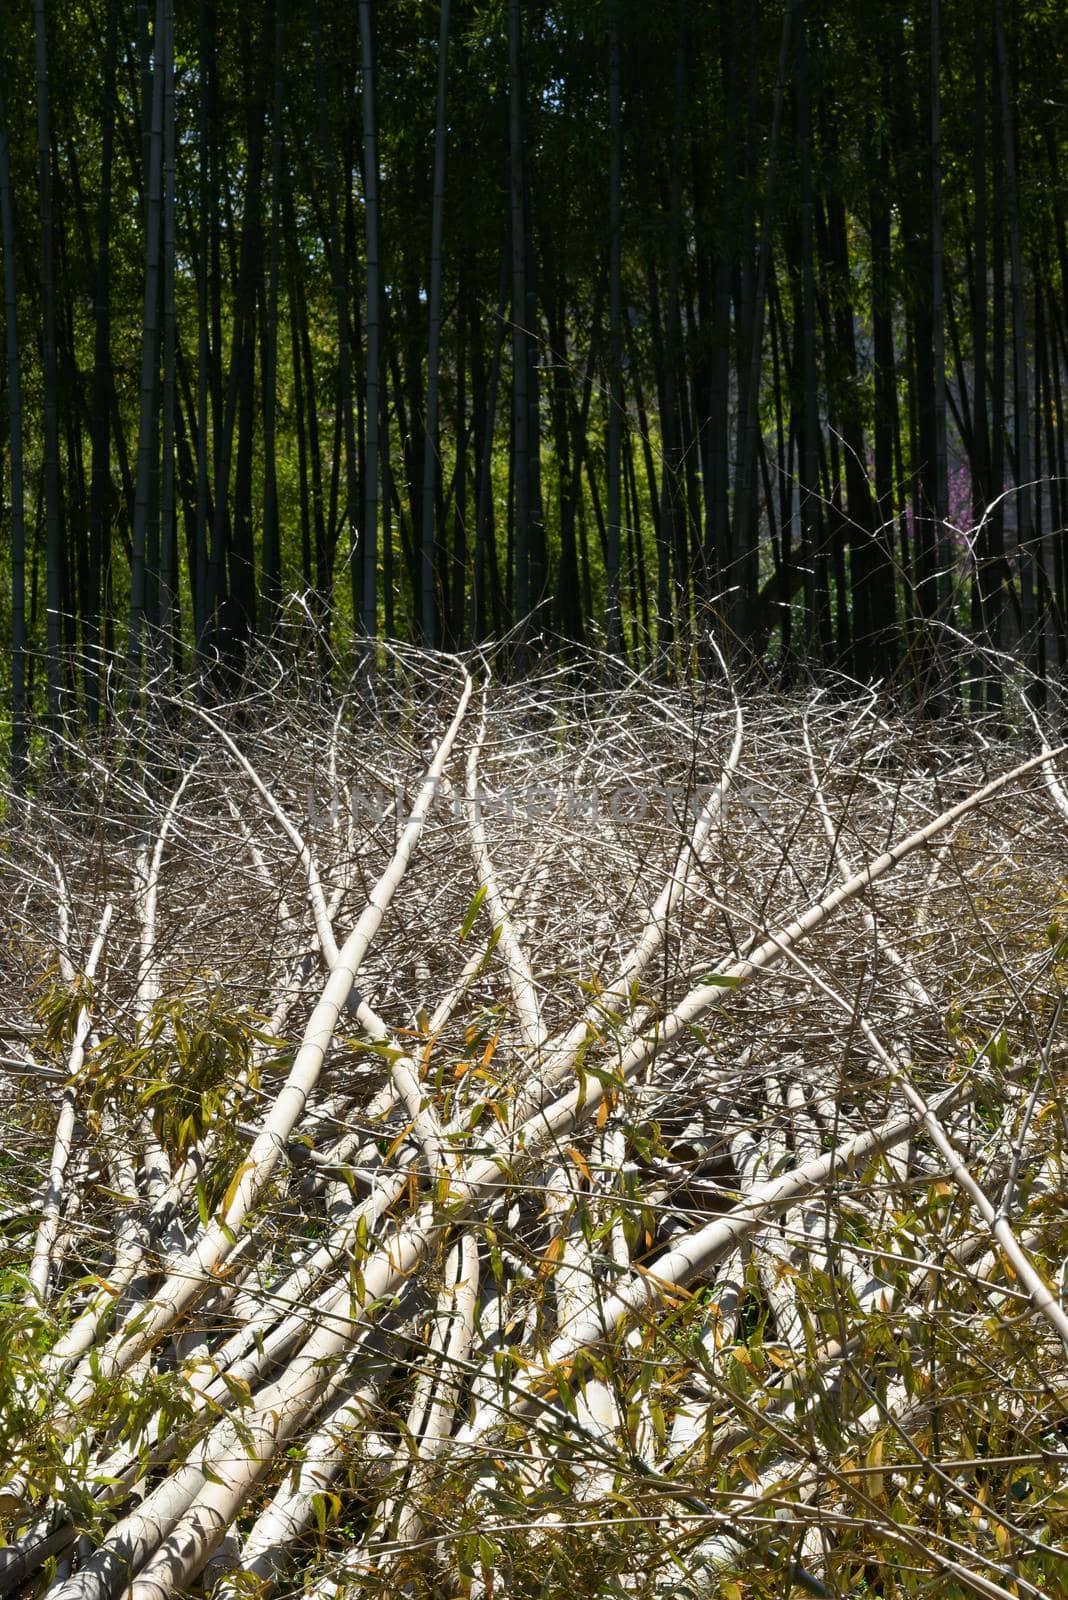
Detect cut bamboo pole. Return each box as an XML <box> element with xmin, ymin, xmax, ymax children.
<box><xmin>27</xmin><ymin>903</ymin><xmax>113</xmax><ymax>1304</ymax></box>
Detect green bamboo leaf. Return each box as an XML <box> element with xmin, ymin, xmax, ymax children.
<box><xmin>459</xmin><ymin>882</ymin><xmax>488</xmax><ymax>941</ymax></box>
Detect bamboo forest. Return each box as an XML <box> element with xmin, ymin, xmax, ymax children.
<box><xmin>1</xmin><ymin>4</ymin><xmax>1068</xmax><ymax>1599</ymax></box>
<box><xmin>0</xmin><ymin>0</ymin><xmax>1064</xmax><ymax>711</ymax></box>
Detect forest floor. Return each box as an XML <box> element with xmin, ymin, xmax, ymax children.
<box><xmin>1</xmin><ymin>647</ymin><xmax>1067</xmax><ymax>1600</ymax></box>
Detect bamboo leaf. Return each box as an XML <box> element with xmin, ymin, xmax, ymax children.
<box><xmin>460</xmin><ymin>883</ymin><xmax>488</xmax><ymax>941</ymax></box>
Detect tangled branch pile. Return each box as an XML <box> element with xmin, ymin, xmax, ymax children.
<box><xmin>1</xmin><ymin>646</ymin><xmax>1067</xmax><ymax>1600</ymax></box>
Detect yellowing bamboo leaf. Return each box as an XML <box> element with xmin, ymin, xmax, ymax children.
<box><xmin>565</xmin><ymin>1144</ymin><xmax>591</xmax><ymax>1182</ymax></box>
<box><xmin>218</xmin><ymin>1160</ymin><xmax>256</xmax><ymax>1222</ymax></box>
<box><xmin>635</xmin><ymin>1263</ymin><xmax>692</xmax><ymax>1303</ymax></box>
<box><xmin>384</xmin><ymin>1120</ymin><xmax>416</xmax><ymax>1164</ymax></box>
<box><xmin>537</xmin><ymin>1233</ymin><xmax>565</xmax><ymax>1283</ymax></box>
